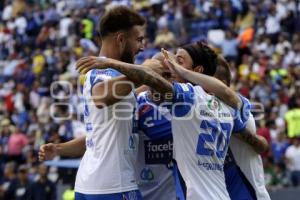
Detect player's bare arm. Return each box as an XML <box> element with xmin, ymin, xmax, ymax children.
<box><xmin>77</xmin><ymin>56</ymin><xmax>173</xmax><ymax>100</ymax></box>
<box><xmin>162</xmin><ymin>49</ymin><xmax>242</xmax><ymax>109</ymax></box>
<box><xmin>76</xmin><ymin>57</ymin><xmax>134</xmax><ymax>108</ymax></box>
<box><xmin>39</xmin><ymin>136</ymin><xmax>86</xmax><ymax>161</ymax></box>
<box><xmin>234</xmin><ymin>129</ymin><xmax>269</xmax><ymax>154</ymax></box>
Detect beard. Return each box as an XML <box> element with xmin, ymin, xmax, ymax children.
<box><xmin>120</xmin><ymin>43</ymin><xmax>135</xmax><ymax>64</ymax></box>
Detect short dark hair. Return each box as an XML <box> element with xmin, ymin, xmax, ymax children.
<box><xmin>99</xmin><ymin>6</ymin><xmax>146</xmax><ymax>38</ymax></box>
<box><xmin>214</xmin><ymin>56</ymin><xmax>231</xmax><ymax>86</ymax></box>
<box><xmin>181</xmin><ymin>42</ymin><xmax>217</xmax><ymax>76</ymax></box>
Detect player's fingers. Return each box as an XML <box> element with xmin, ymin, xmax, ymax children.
<box><xmin>38</xmin><ymin>153</ymin><xmax>45</xmax><ymax>161</ymax></box>
<box><xmin>39</xmin><ymin>150</ymin><xmax>44</xmax><ymax>155</ymax></box>
<box><xmin>80</xmin><ymin>61</ymin><xmax>107</xmax><ymax>74</ymax></box>
<box><xmin>77</xmin><ymin>61</ymin><xmax>97</xmax><ymax>73</ymax></box>
<box><xmin>163</xmin><ymin>59</ymin><xmax>172</xmax><ymax>69</ymax></box>
<box><xmin>78</xmin><ymin>63</ymin><xmax>97</xmax><ymax>74</ymax></box>
<box><xmin>162</xmin><ymin>49</ymin><xmax>176</xmax><ymax>65</ymax></box>
<box><xmin>39</xmin><ymin>154</ymin><xmax>46</xmax><ymax>158</ymax></box>
<box><xmin>76</xmin><ymin>57</ymin><xmax>95</xmax><ymax>69</ymax></box>
<box><xmin>77</xmin><ymin>59</ymin><xmax>95</xmax><ymax>69</ymax></box>
<box><xmin>39</xmin><ymin>156</ymin><xmax>45</xmax><ymax>162</ymax></box>
<box><xmin>81</xmin><ymin>66</ymin><xmax>94</xmax><ymax>74</ymax></box>
<box><xmin>76</xmin><ymin>57</ymin><xmax>90</xmax><ymax>66</ymax></box>
<box><xmin>43</xmin><ymin>144</ymin><xmax>53</xmax><ymax>150</ymax></box>
<box><xmin>161</xmin><ymin>48</ymin><xmax>168</xmax><ymax>58</ymax></box>
<box><xmin>39</xmin><ymin>145</ymin><xmax>46</xmax><ymax>152</ymax></box>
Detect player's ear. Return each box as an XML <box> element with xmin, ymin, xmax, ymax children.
<box><xmin>116</xmin><ymin>32</ymin><xmax>126</xmax><ymax>50</ymax></box>
<box><xmin>194</xmin><ymin>65</ymin><xmax>203</xmax><ymax>73</ymax></box>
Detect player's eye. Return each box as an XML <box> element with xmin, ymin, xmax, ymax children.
<box><xmin>177</xmin><ymin>57</ymin><xmax>184</xmax><ymax>65</ymax></box>
<box><xmin>137</xmin><ymin>37</ymin><xmax>144</xmax><ymax>42</ymax></box>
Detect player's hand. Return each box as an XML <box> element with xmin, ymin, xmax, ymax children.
<box><xmin>142</xmin><ymin>59</ymin><xmax>170</xmax><ymax>77</ymax></box>
<box><xmin>161</xmin><ymin>48</ymin><xmax>183</xmax><ymax>75</ymax></box>
<box><xmin>38</xmin><ymin>143</ymin><xmax>58</xmax><ymax>162</ymax></box>
<box><xmin>76</xmin><ymin>56</ymin><xmax>110</xmax><ymax>74</ymax></box>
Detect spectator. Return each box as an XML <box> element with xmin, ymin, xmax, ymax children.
<box><xmin>10</xmin><ymin>165</ymin><xmax>31</xmax><ymax>200</ymax></box>
<box><xmin>265</xmin><ymin>6</ymin><xmax>281</xmax><ymax>44</ymax></box>
<box><xmin>284</xmin><ymin>95</ymin><xmax>300</xmax><ymax>138</ymax></box>
<box><xmin>221</xmin><ymin>30</ymin><xmax>239</xmax><ymax>63</ymax></box>
<box><xmin>154</xmin><ymin>26</ymin><xmax>176</xmax><ymax>48</ymax></box>
<box><xmin>7</xmin><ymin>127</ymin><xmax>28</xmax><ymax>164</ymax></box>
<box><xmin>285</xmin><ymin>137</ymin><xmax>300</xmax><ymax>186</ymax></box>
<box><xmin>28</xmin><ymin>164</ymin><xmax>56</xmax><ymax>200</ymax></box>
<box><xmin>0</xmin><ymin>162</ymin><xmax>18</xmax><ymax>200</ymax></box>
<box><xmin>271</xmin><ymin>133</ymin><xmax>290</xmax><ymax>164</ymax></box>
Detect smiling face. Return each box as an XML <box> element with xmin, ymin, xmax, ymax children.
<box><xmin>120</xmin><ymin>25</ymin><xmax>146</xmax><ymax>63</ymax></box>
<box><xmin>175</xmin><ymin>48</ymin><xmax>194</xmax><ymax>71</ymax></box>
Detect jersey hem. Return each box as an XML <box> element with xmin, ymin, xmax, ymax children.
<box><xmin>74</xmin><ymin>185</ymin><xmax>139</xmax><ymax>195</ymax></box>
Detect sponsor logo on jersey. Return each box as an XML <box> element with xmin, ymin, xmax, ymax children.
<box><xmin>197</xmin><ymin>160</ymin><xmax>223</xmax><ymax>171</ymax></box>
<box><xmin>144</xmin><ymin>138</ymin><xmax>173</xmax><ymax>164</ymax></box>
<box><xmin>208</xmin><ymin>98</ymin><xmax>221</xmax><ymax>111</ymax></box>
<box><xmin>124</xmin><ymin>135</ymin><xmax>138</xmax><ymax>154</ymax></box>
<box><xmin>140</xmin><ymin>168</ymin><xmax>154</xmax><ymax>181</ymax></box>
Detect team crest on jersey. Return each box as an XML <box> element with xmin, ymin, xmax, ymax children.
<box><xmin>140</xmin><ymin>168</ymin><xmax>154</xmax><ymax>181</ymax></box>
<box><xmin>208</xmin><ymin>98</ymin><xmax>221</xmax><ymax>111</ymax></box>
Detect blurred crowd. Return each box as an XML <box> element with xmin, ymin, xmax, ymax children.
<box><xmin>0</xmin><ymin>0</ymin><xmax>300</xmax><ymax>199</ymax></box>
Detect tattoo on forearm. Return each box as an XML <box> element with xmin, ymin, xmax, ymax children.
<box><xmin>240</xmin><ymin>133</ymin><xmax>260</xmax><ymax>147</ymax></box>
<box><xmin>110</xmin><ymin>61</ymin><xmax>172</xmax><ymax>98</ymax></box>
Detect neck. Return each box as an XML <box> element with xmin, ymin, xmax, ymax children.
<box><xmin>99</xmin><ymin>39</ymin><xmax>120</xmax><ymax>60</ymax></box>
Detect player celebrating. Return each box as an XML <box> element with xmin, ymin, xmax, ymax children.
<box><xmin>39</xmin><ymin>6</ymin><xmax>147</xmax><ymax>200</ymax></box>
<box><xmin>165</xmin><ymin>50</ymin><xmax>270</xmax><ymax>200</ymax></box>
<box><xmin>76</xmin><ymin>46</ymin><xmax>245</xmax><ymax>200</ymax></box>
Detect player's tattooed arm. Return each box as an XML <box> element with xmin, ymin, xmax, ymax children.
<box><xmin>162</xmin><ymin>49</ymin><xmax>242</xmax><ymax>109</ymax></box>
<box><xmin>77</xmin><ymin>56</ymin><xmax>173</xmax><ymax>101</ymax></box>
<box><xmin>234</xmin><ymin>129</ymin><xmax>269</xmax><ymax>154</ymax></box>
<box><xmin>77</xmin><ymin>57</ymin><xmax>137</xmax><ymax>107</ymax></box>
<box><xmin>108</xmin><ymin>58</ymin><xmax>173</xmax><ymax>100</ymax></box>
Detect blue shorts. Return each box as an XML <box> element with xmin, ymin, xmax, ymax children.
<box><xmin>225</xmin><ymin>164</ymin><xmax>257</xmax><ymax>200</ymax></box>
<box><xmin>75</xmin><ymin>190</ymin><xmax>143</xmax><ymax>200</ymax></box>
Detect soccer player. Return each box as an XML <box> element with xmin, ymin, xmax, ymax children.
<box><xmin>76</xmin><ymin>47</ymin><xmax>246</xmax><ymax>200</ymax></box>
<box><xmin>167</xmin><ymin>51</ymin><xmax>270</xmax><ymax>200</ymax></box>
<box><xmin>134</xmin><ymin>50</ymin><xmax>220</xmax><ymax>200</ymax></box>
<box><xmin>213</xmin><ymin>58</ymin><xmax>270</xmax><ymax>200</ymax></box>
<box><xmin>76</xmin><ymin>41</ymin><xmax>272</xmax><ymax>200</ymax></box>
<box><xmin>39</xmin><ymin>6</ymin><xmax>148</xmax><ymax>200</ymax></box>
